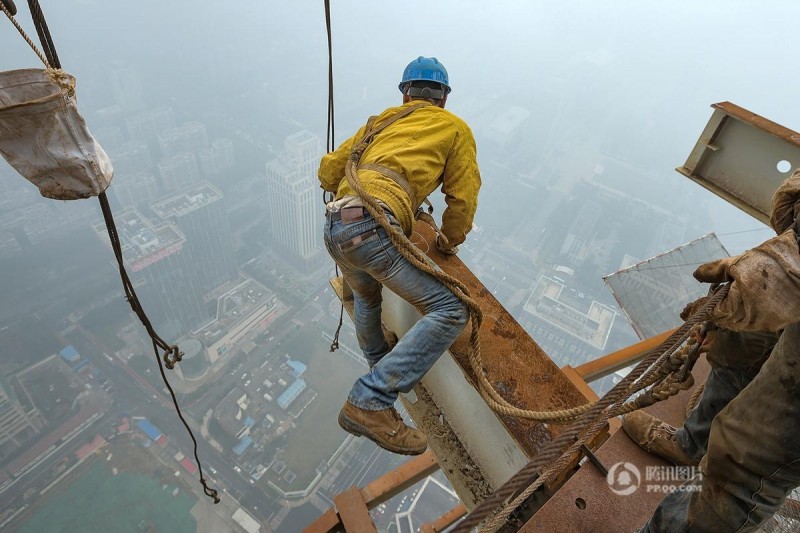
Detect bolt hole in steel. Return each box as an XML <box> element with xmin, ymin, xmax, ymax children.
<box><xmin>777</xmin><ymin>159</ymin><xmax>793</xmax><ymax>173</ymax></box>
<box><xmin>575</xmin><ymin>497</ymin><xmax>587</xmax><ymax>510</ymax></box>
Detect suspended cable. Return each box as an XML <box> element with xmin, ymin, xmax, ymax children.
<box><xmin>8</xmin><ymin>0</ymin><xmax>219</xmax><ymax>504</ymax></box>
<box><xmin>323</xmin><ymin>0</ymin><xmax>344</xmax><ymax>352</ymax></box>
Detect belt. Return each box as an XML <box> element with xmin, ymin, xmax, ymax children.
<box><xmin>328</xmin><ymin>206</ymin><xmax>394</xmax><ymax>224</ymax></box>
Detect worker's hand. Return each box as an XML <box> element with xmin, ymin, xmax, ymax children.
<box><xmin>436</xmin><ymin>235</ymin><xmax>459</xmax><ymax>255</ymax></box>
<box><xmin>692</xmin><ymin>230</ymin><xmax>800</xmax><ymax>332</ymax></box>
<box><xmin>693</xmin><ymin>256</ymin><xmax>740</xmax><ymax>284</ymax></box>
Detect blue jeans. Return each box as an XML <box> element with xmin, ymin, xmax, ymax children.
<box><xmin>642</xmin><ymin>327</ymin><xmax>800</xmax><ymax>533</ymax></box>
<box><xmin>323</xmin><ymin>209</ymin><xmax>468</xmax><ymax>411</ymax></box>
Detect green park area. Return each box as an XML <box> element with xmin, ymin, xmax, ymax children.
<box><xmin>19</xmin><ymin>461</ymin><xmax>197</xmax><ymax>533</ymax></box>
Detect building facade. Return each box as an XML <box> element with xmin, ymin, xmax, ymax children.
<box><xmin>151</xmin><ymin>182</ymin><xmax>238</xmax><ymax>295</ymax></box>
<box><xmin>94</xmin><ymin>209</ymin><xmax>210</xmax><ymax>335</ymax></box>
<box><xmin>265</xmin><ymin>131</ymin><xmax>324</xmax><ymax>270</ymax></box>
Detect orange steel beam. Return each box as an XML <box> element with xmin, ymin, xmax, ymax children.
<box><xmin>420</xmin><ymin>503</ymin><xmax>468</xmax><ymax>533</ymax></box>
<box><xmin>573</xmin><ymin>328</ymin><xmax>677</xmax><ymax>382</ymax></box>
<box><xmin>361</xmin><ymin>449</ymin><xmax>439</xmax><ymax>505</ymax></box>
<box><xmin>303</xmin><ymin>450</ymin><xmax>440</xmax><ymax>533</ymax></box>
<box><xmin>333</xmin><ymin>487</ymin><xmax>377</xmax><ymax>533</ymax></box>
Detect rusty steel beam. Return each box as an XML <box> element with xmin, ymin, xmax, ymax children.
<box><xmin>420</xmin><ymin>503</ymin><xmax>468</xmax><ymax>533</ymax></box>
<box><xmin>521</xmin><ymin>359</ymin><xmax>711</xmax><ymax>532</ymax></box>
<box><xmin>677</xmin><ymin>101</ymin><xmax>800</xmax><ymax>225</ymax></box>
<box><xmin>573</xmin><ymin>329</ymin><xmax>677</xmax><ymax>382</ymax></box>
<box><xmin>409</xmin><ymin>222</ymin><xmax>592</xmax><ymax>457</ymax></box>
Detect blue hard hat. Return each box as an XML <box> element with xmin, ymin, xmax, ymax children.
<box><xmin>398</xmin><ymin>56</ymin><xmax>451</xmax><ymax>94</ymax></box>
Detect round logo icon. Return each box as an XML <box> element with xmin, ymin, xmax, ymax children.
<box><xmin>607</xmin><ymin>462</ymin><xmax>641</xmax><ymax>496</ymax></box>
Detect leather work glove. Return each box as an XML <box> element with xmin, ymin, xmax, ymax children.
<box><xmin>693</xmin><ymin>230</ymin><xmax>800</xmax><ymax>332</ymax></box>
<box><xmin>436</xmin><ymin>234</ymin><xmax>459</xmax><ymax>255</ymax></box>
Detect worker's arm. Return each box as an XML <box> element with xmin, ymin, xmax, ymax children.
<box><xmin>440</xmin><ymin>127</ymin><xmax>481</xmax><ymax>248</ymax></box>
<box><xmin>318</xmin><ymin>127</ymin><xmax>364</xmax><ymax>194</ymax></box>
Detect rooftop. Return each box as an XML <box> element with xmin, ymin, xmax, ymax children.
<box><xmin>151</xmin><ymin>181</ymin><xmax>224</xmax><ymax>219</ymax></box>
<box><xmin>92</xmin><ymin>209</ymin><xmax>185</xmax><ymax>270</ymax></box>
<box><xmin>197</xmin><ymin>277</ymin><xmax>277</xmax><ymax>346</ymax></box>
<box><xmin>524</xmin><ymin>276</ymin><xmax>616</xmax><ymax>350</ymax></box>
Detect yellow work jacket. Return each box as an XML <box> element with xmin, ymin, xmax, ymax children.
<box><xmin>318</xmin><ymin>100</ymin><xmax>481</xmax><ymax>247</ymax></box>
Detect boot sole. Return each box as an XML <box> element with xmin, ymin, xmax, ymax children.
<box><xmin>338</xmin><ymin>410</ymin><xmax>427</xmax><ymax>456</ymax></box>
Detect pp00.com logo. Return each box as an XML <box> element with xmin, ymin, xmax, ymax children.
<box><xmin>607</xmin><ymin>462</ymin><xmax>641</xmax><ymax>496</ymax></box>
<box><xmin>607</xmin><ymin>462</ymin><xmax>702</xmax><ymax>496</ymax></box>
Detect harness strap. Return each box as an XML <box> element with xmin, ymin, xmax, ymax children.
<box><xmin>351</xmin><ymin>101</ymin><xmax>448</xmax><ymax>243</ymax></box>
<box><xmin>358</xmin><ymin>163</ymin><xmax>415</xmax><ymax>204</ymax></box>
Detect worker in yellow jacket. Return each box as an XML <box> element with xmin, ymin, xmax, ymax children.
<box><xmin>318</xmin><ymin>56</ymin><xmax>481</xmax><ymax>455</ymax></box>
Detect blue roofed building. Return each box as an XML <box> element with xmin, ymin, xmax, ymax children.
<box><xmin>59</xmin><ymin>345</ymin><xmax>81</xmax><ymax>364</ymax></box>
<box><xmin>287</xmin><ymin>360</ymin><xmax>307</xmax><ymax>378</ymax></box>
<box><xmin>233</xmin><ymin>435</ymin><xmax>253</xmax><ymax>456</ymax></box>
<box><xmin>278</xmin><ymin>379</ymin><xmax>306</xmax><ymax>410</ymax></box>
<box><xmin>137</xmin><ymin>418</ymin><xmax>163</xmax><ymax>441</ymax></box>
<box><xmin>243</xmin><ymin>416</ymin><xmax>255</xmax><ymax>428</ymax></box>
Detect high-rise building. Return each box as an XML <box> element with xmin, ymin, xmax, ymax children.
<box><xmin>109</xmin><ymin>141</ymin><xmax>152</xmax><ymax>176</ymax></box>
<box><xmin>265</xmin><ymin>131</ymin><xmax>324</xmax><ymax>269</ymax></box>
<box><xmin>126</xmin><ymin>106</ymin><xmax>177</xmax><ymax>144</ymax></box>
<box><xmin>93</xmin><ymin>209</ymin><xmax>210</xmax><ymax>335</ymax></box>
<box><xmin>158</xmin><ymin>122</ymin><xmax>208</xmax><ymax>158</ymax></box>
<box><xmin>109</xmin><ymin>64</ymin><xmax>145</xmax><ymax>113</ymax></box>
<box><xmin>151</xmin><ymin>181</ymin><xmax>237</xmax><ymax>293</ymax></box>
<box><xmin>158</xmin><ymin>152</ymin><xmax>200</xmax><ymax>192</ymax></box>
<box><xmin>114</xmin><ymin>171</ymin><xmax>160</xmax><ymax>207</ymax></box>
<box><xmin>0</xmin><ymin>382</ymin><xmax>45</xmax><ymax>461</ymax></box>
<box><xmin>198</xmin><ymin>138</ymin><xmax>235</xmax><ymax>176</ymax></box>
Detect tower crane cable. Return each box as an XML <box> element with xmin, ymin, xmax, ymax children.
<box><xmin>2</xmin><ymin>0</ymin><xmax>219</xmax><ymax>504</ymax></box>
<box><xmin>323</xmin><ymin>0</ymin><xmax>345</xmax><ymax>353</ymax></box>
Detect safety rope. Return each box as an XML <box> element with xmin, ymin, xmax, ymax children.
<box><xmin>685</xmin><ymin>381</ymin><xmax>705</xmax><ymax>418</ymax></box>
<box><xmin>456</xmin><ymin>287</ymin><xmax>728</xmax><ymax>532</ymax></box>
<box><xmin>3</xmin><ymin>0</ymin><xmax>219</xmax><ymax>504</ymax></box>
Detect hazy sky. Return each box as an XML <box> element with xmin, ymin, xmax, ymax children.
<box><xmin>2</xmin><ymin>0</ymin><xmax>800</xmax><ymax>253</ymax></box>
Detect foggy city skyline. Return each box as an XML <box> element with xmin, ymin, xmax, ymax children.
<box><xmin>1</xmin><ymin>1</ymin><xmax>799</xmax><ymax>531</ymax></box>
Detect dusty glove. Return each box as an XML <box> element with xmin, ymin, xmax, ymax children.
<box><xmin>770</xmin><ymin>167</ymin><xmax>800</xmax><ymax>234</ymax></box>
<box><xmin>436</xmin><ymin>234</ymin><xmax>459</xmax><ymax>255</ymax></box>
<box><xmin>693</xmin><ymin>230</ymin><xmax>800</xmax><ymax>332</ymax></box>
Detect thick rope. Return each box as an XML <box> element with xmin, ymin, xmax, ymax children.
<box><xmin>6</xmin><ymin>0</ymin><xmax>219</xmax><ymax>504</ymax></box>
<box><xmin>1</xmin><ymin>1</ymin><xmax>50</xmax><ymax>68</ymax></box>
<box><xmin>685</xmin><ymin>381</ymin><xmax>705</xmax><ymax>418</ymax></box>
<box><xmin>457</xmin><ymin>286</ymin><xmax>728</xmax><ymax>532</ymax></box>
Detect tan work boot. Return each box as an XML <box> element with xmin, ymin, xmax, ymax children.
<box><xmin>338</xmin><ymin>401</ymin><xmax>428</xmax><ymax>455</ymax></box>
<box><xmin>621</xmin><ymin>411</ymin><xmax>697</xmax><ymax>466</ymax></box>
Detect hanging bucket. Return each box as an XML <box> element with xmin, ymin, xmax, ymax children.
<box><xmin>0</xmin><ymin>68</ymin><xmax>113</xmax><ymax>200</ymax></box>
